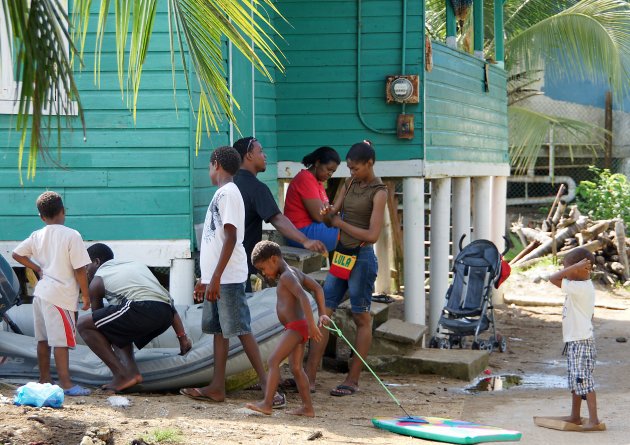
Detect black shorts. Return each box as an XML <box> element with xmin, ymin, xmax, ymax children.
<box><xmin>92</xmin><ymin>300</ymin><xmax>174</xmax><ymax>349</ymax></box>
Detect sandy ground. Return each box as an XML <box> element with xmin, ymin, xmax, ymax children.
<box><xmin>1</xmin><ymin>269</ymin><xmax>629</xmax><ymax>445</ymax></box>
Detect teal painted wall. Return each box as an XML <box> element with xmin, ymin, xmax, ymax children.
<box><xmin>425</xmin><ymin>42</ymin><xmax>508</xmax><ymax>163</ymax></box>
<box><xmin>274</xmin><ymin>0</ymin><xmax>424</xmax><ymax>163</ymax></box>
<box><xmin>0</xmin><ymin>1</ymin><xmax>193</xmax><ymax>242</ymax></box>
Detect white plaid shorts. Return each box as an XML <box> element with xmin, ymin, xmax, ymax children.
<box><xmin>566</xmin><ymin>338</ymin><xmax>596</xmax><ymax>396</ymax></box>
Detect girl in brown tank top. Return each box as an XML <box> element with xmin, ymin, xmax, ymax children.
<box><xmin>305</xmin><ymin>141</ymin><xmax>388</xmax><ymax>397</ymax></box>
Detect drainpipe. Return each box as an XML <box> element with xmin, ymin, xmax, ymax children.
<box><xmin>445</xmin><ymin>0</ymin><xmax>457</xmax><ymax>49</ymax></box>
<box><xmin>473</xmin><ymin>0</ymin><xmax>484</xmax><ymax>59</ymax></box>
<box><xmin>493</xmin><ymin>0</ymin><xmax>504</xmax><ymax>68</ymax></box>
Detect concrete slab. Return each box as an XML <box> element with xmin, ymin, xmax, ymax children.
<box><xmin>504</xmin><ymin>294</ymin><xmax>627</xmax><ymax>310</ymax></box>
<box><xmin>306</xmin><ymin>269</ymin><xmax>329</xmax><ymax>286</ymax></box>
<box><xmin>280</xmin><ymin>246</ymin><xmax>324</xmax><ymax>274</ymax></box>
<box><xmin>337</xmin><ymin>300</ymin><xmax>389</xmax><ymax>327</ymax></box>
<box><xmin>367</xmin><ymin>348</ymin><xmax>489</xmax><ymax>381</ymax></box>
<box><xmin>374</xmin><ymin>319</ymin><xmax>427</xmax><ymax>345</ymax></box>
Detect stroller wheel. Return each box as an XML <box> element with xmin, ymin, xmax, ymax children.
<box><xmin>429</xmin><ymin>336</ymin><xmax>439</xmax><ymax>348</ymax></box>
<box><xmin>438</xmin><ymin>338</ymin><xmax>451</xmax><ymax>349</ymax></box>
<box><xmin>471</xmin><ymin>341</ymin><xmax>480</xmax><ymax>350</ymax></box>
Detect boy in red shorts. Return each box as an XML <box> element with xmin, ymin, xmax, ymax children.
<box><xmin>245</xmin><ymin>241</ymin><xmax>328</xmax><ymax>417</ymax></box>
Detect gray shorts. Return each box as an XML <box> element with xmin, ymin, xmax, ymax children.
<box><xmin>201</xmin><ymin>282</ymin><xmax>251</xmax><ymax>338</ymax></box>
<box><xmin>567</xmin><ymin>338</ymin><xmax>596</xmax><ymax>396</ymax></box>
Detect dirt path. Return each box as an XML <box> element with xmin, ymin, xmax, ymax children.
<box><xmin>0</xmin><ymin>271</ymin><xmax>629</xmax><ymax>445</ymax></box>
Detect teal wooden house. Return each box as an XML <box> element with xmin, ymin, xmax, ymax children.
<box><xmin>0</xmin><ymin>0</ymin><xmax>509</xmax><ymax>332</ymax></box>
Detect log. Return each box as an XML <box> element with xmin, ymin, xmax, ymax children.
<box><xmin>614</xmin><ymin>219</ymin><xmax>630</xmax><ymax>281</ymax></box>
<box><xmin>551</xmin><ymin>201</ymin><xmax>567</xmax><ymax>225</ymax></box>
<box><xmin>611</xmin><ymin>262</ymin><xmax>626</xmax><ymax>276</ymax></box>
<box><xmin>513</xmin><ymin>216</ymin><xmax>589</xmax><ymax>265</ymax></box>
<box><xmin>557</xmin><ymin>240</ymin><xmax>603</xmax><ymax>258</ymax></box>
<box><xmin>511</xmin><ymin>222</ymin><xmax>528</xmax><ymax>247</ymax></box>
<box><xmin>580</xmin><ymin>220</ymin><xmax>613</xmax><ymax>243</ymax></box>
<box><xmin>509</xmin><ymin>241</ymin><xmax>539</xmax><ymax>265</ymax></box>
<box><xmin>517</xmin><ymin>227</ymin><xmax>552</xmax><ymax>244</ymax></box>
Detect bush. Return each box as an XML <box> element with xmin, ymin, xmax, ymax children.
<box><xmin>576</xmin><ymin>167</ymin><xmax>630</xmax><ymax>226</ymax></box>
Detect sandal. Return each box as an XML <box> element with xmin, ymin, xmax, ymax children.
<box><xmin>64</xmin><ymin>385</ymin><xmax>91</xmax><ymax>397</ymax></box>
<box><xmin>330</xmin><ymin>384</ymin><xmax>358</xmax><ymax>397</ymax></box>
<box><xmin>272</xmin><ymin>392</ymin><xmax>286</xmax><ymax>409</ymax></box>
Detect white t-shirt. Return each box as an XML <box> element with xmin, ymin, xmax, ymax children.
<box><xmin>200</xmin><ymin>182</ymin><xmax>248</xmax><ymax>285</ymax></box>
<box><xmin>95</xmin><ymin>259</ymin><xmax>173</xmax><ymax>306</ymax></box>
<box><xmin>561</xmin><ymin>278</ymin><xmax>595</xmax><ymax>342</ymax></box>
<box><xmin>14</xmin><ymin>224</ymin><xmax>91</xmax><ymax>311</ymax></box>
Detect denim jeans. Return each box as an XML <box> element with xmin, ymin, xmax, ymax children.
<box><xmin>201</xmin><ymin>282</ymin><xmax>251</xmax><ymax>338</ymax></box>
<box><xmin>324</xmin><ymin>245</ymin><xmax>377</xmax><ymax>313</ymax></box>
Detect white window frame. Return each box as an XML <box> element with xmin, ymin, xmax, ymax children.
<box><xmin>0</xmin><ymin>0</ymin><xmax>77</xmax><ymax>115</ymax></box>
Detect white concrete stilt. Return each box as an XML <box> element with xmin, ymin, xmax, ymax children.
<box><xmin>452</xmin><ymin>177</ymin><xmax>471</xmax><ymax>258</ymax></box>
<box><xmin>472</xmin><ymin>176</ymin><xmax>492</xmax><ymax>241</ymax></box>
<box><xmin>403</xmin><ymin>177</ymin><xmax>426</xmax><ymax>327</ymax></box>
<box><xmin>429</xmin><ymin>178</ymin><xmax>451</xmax><ymax>336</ymax></box>
<box><xmin>375</xmin><ymin>203</ymin><xmax>392</xmax><ymax>294</ymax></box>
<box><xmin>169</xmin><ymin>258</ymin><xmax>195</xmax><ymax>306</ymax></box>
<box><xmin>491</xmin><ymin>176</ymin><xmax>508</xmax><ymax>304</ymax></box>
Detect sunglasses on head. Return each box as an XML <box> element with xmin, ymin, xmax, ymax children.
<box><xmin>246</xmin><ymin>137</ymin><xmax>258</xmax><ymax>152</ymax></box>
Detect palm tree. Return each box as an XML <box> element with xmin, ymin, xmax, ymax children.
<box><xmin>1</xmin><ymin>0</ymin><xmax>283</xmax><ymax>179</ymax></box>
<box><xmin>426</xmin><ymin>0</ymin><xmax>630</xmax><ymax>174</ymax></box>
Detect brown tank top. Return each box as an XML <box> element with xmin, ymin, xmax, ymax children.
<box><xmin>339</xmin><ymin>177</ymin><xmax>387</xmax><ymax>249</ymax></box>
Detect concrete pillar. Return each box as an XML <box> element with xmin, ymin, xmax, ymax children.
<box><xmin>429</xmin><ymin>178</ymin><xmax>451</xmax><ymax>335</ymax></box>
<box><xmin>403</xmin><ymin>177</ymin><xmax>426</xmax><ymax>326</ymax></box>
<box><xmin>170</xmin><ymin>258</ymin><xmax>195</xmax><ymax>306</ymax></box>
<box><xmin>452</xmin><ymin>177</ymin><xmax>471</xmax><ymax>258</ymax></box>
<box><xmin>491</xmin><ymin>175</ymin><xmax>508</xmax><ymax>304</ymax></box>
<box><xmin>472</xmin><ymin>176</ymin><xmax>492</xmax><ymax>241</ymax></box>
<box><xmin>375</xmin><ymin>204</ymin><xmax>392</xmax><ymax>294</ymax></box>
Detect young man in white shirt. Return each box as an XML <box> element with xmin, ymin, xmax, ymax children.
<box><xmin>180</xmin><ymin>146</ymin><xmax>283</xmax><ymax>408</ymax></box>
<box><xmin>549</xmin><ymin>248</ymin><xmax>605</xmax><ymax>431</ymax></box>
<box><xmin>12</xmin><ymin>191</ymin><xmax>92</xmax><ymax>396</ymax></box>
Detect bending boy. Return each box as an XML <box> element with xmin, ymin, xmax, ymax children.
<box><xmin>245</xmin><ymin>241</ymin><xmax>327</xmax><ymax>417</ymax></box>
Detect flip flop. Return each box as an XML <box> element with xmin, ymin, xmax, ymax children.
<box><xmin>272</xmin><ymin>392</ymin><xmax>286</xmax><ymax>409</ymax></box>
<box><xmin>179</xmin><ymin>388</ymin><xmax>222</xmax><ymax>403</ymax></box>
<box><xmin>64</xmin><ymin>385</ymin><xmax>91</xmax><ymax>397</ymax></box>
<box><xmin>330</xmin><ymin>384</ymin><xmax>358</xmax><ymax>397</ymax></box>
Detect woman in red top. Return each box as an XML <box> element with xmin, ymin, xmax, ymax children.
<box><xmin>284</xmin><ymin>147</ymin><xmax>341</xmax><ymax>252</ymax></box>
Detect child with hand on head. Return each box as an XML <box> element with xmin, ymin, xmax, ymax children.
<box><xmin>12</xmin><ymin>191</ymin><xmax>92</xmax><ymax>396</ymax></box>
<box><xmin>245</xmin><ymin>240</ymin><xmax>328</xmax><ymax>417</ymax></box>
<box><xmin>549</xmin><ymin>247</ymin><xmax>605</xmax><ymax>431</ymax></box>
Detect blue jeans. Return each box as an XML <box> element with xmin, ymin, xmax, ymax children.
<box><xmin>201</xmin><ymin>282</ymin><xmax>251</xmax><ymax>338</ymax></box>
<box><xmin>324</xmin><ymin>245</ymin><xmax>377</xmax><ymax>313</ymax></box>
<box><xmin>286</xmin><ymin>222</ymin><xmax>339</xmax><ymax>252</ymax></box>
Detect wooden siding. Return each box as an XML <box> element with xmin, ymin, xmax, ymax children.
<box><xmin>0</xmin><ymin>2</ymin><xmax>193</xmax><ymax>242</ymax></box>
<box><xmin>425</xmin><ymin>42</ymin><xmax>508</xmax><ymax>163</ymax></box>
<box><xmin>274</xmin><ymin>0</ymin><xmax>424</xmax><ymax>163</ymax></box>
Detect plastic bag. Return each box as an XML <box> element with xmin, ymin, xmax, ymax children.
<box><xmin>14</xmin><ymin>382</ymin><xmax>64</xmax><ymax>408</ymax></box>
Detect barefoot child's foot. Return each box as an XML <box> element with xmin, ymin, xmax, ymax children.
<box><xmin>559</xmin><ymin>416</ymin><xmax>583</xmax><ymax>425</ymax></box>
<box><xmin>287</xmin><ymin>406</ymin><xmax>315</xmax><ymax>417</ymax></box>
<box><xmin>245</xmin><ymin>401</ymin><xmax>273</xmax><ymax>415</ymax></box>
<box><xmin>103</xmin><ymin>373</ymin><xmax>142</xmax><ymax>392</ymax></box>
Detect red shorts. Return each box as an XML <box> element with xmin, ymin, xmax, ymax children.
<box><xmin>285</xmin><ymin>319</ymin><xmax>309</xmax><ymax>344</ymax></box>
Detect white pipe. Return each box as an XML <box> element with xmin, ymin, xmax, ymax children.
<box><xmin>472</xmin><ymin>176</ymin><xmax>492</xmax><ymax>241</ymax></box>
<box><xmin>452</xmin><ymin>177</ymin><xmax>471</xmax><ymax>258</ymax></box>
<box><xmin>169</xmin><ymin>258</ymin><xmax>195</xmax><ymax>306</ymax></box>
<box><xmin>491</xmin><ymin>176</ymin><xmax>508</xmax><ymax>305</ymax></box>
<box><xmin>403</xmin><ymin>177</ymin><xmax>425</xmax><ymax>326</ymax></box>
<box><xmin>375</xmin><ymin>205</ymin><xmax>392</xmax><ymax>294</ymax></box>
<box><xmin>429</xmin><ymin>178</ymin><xmax>451</xmax><ymax>335</ymax></box>
<box><xmin>507</xmin><ymin>175</ymin><xmax>576</xmax><ymax>206</ymax></box>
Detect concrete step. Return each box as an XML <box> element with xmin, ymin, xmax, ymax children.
<box><xmin>280</xmin><ymin>246</ymin><xmax>324</xmax><ymax>274</ymax></box>
<box><xmin>375</xmin><ymin>319</ymin><xmax>427</xmax><ymax>345</ymax></box>
<box><xmin>367</xmin><ymin>348</ymin><xmax>489</xmax><ymax>381</ymax></box>
<box><xmin>306</xmin><ymin>269</ymin><xmax>329</xmax><ymax>286</ymax></box>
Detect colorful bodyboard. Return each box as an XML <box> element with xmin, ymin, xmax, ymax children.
<box><xmin>372</xmin><ymin>416</ymin><xmax>522</xmax><ymax>444</ymax></box>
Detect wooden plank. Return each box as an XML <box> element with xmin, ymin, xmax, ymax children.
<box><xmin>64</xmin><ymin>188</ymin><xmax>190</xmax><ymax>215</ymax></box>
<box><xmin>0</xmin><ymin>169</ymin><xmax>107</xmax><ymax>188</ymax></box>
<box><xmin>106</xmin><ymin>169</ymin><xmax>190</xmax><ymax>187</ymax></box>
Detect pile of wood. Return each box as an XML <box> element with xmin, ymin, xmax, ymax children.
<box><xmin>510</xmin><ymin>204</ymin><xmax>630</xmax><ymax>286</ymax></box>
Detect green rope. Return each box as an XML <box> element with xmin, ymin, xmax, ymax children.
<box><xmin>323</xmin><ymin>318</ymin><xmax>412</xmax><ymax>418</ymax></box>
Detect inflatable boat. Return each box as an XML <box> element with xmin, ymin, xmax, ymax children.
<box><xmin>0</xmin><ymin>255</ymin><xmax>310</xmax><ymax>392</ymax></box>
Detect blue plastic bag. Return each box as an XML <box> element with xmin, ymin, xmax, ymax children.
<box><xmin>14</xmin><ymin>382</ymin><xmax>64</xmax><ymax>408</ymax></box>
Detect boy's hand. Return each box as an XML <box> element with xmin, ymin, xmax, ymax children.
<box><xmin>206</xmin><ymin>275</ymin><xmax>221</xmax><ymax>302</ymax></box>
<box><xmin>178</xmin><ymin>335</ymin><xmax>192</xmax><ymax>355</ymax></box>
<box><xmin>193</xmin><ymin>280</ymin><xmax>207</xmax><ymax>304</ymax></box>
<box><xmin>574</xmin><ymin>258</ymin><xmax>592</xmax><ymax>272</ymax></box>
<box><xmin>81</xmin><ymin>297</ymin><xmax>90</xmax><ymax>311</ymax></box>
<box><xmin>309</xmin><ymin>323</ymin><xmax>323</xmax><ymax>343</ymax></box>
<box><xmin>319</xmin><ymin>314</ymin><xmax>332</xmax><ymax>327</ymax></box>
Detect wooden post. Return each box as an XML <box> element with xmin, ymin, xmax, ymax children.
<box><xmin>473</xmin><ymin>0</ymin><xmax>484</xmax><ymax>59</ymax></box>
<box><xmin>493</xmin><ymin>0</ymin><xmax>504</xmax><ymax>67</ymax></box>
<box><xmin>605</xmin><ymin>91</ymin><xmax>613</xmax><ymax>170</ymax></box>
<box><xmin>446</xmin><ymin>0</ymin><xmax>457</xmax><ymax>49</ymax></box>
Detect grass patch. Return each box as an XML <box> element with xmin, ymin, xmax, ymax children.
<box><xmin>143</xmin><ymin>428</ymin><xmax>183</xmax><ymax>444</ymax></box>
<box><xmin>503</xmin><ymin>233</ymin><xmax>524</xmax><ymax>263</ymax></box>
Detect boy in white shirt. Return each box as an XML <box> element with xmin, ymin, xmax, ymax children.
<box><xmin>549</xmin><ymin>248</ymin><xmax>605</xmax><ymax>431</ymax></box>
<box><xmin>180</xmin><ymin>146</ymin><xmax>282</xmax><ymax>407</ymax></box>
<box><xmin>12</xmin><ymin>191</ymin><xmax>92</xmax><ymax>396</ymax></box>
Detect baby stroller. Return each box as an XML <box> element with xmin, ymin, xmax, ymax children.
<box><xmin>0</xmin><ymin>253</ymin><xmax>23</xmax><ymax>334</ymax></box>
<box><xmin>429</xmin><ymin>235</ymin><xmax>510</xmax><ymax>352</ymax></box>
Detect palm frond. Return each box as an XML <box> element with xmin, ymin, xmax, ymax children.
<box><xmin>507</xmin><ymin>0</ymin><xmax>630</xmax><ymax>100</ymax></box>
<box><xmin>4</xmin><ymin>0</ymin><xmax>85</xmax><ymax>182</ymax></box>
<box><xmin>509</xmin><ymin>106</ymin><xmax>607</xmax><ymax>174</ymax></box>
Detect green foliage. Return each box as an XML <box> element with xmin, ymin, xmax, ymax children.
<box><xmin>143</xmin><ymin>428</ymin><xmax>183</xmax><ymax>444</ymax></box>
<box><xmin>576</xmin><ymin>167</ymin><xmax>630</xmax><ymax>225</ymax></box>
<box><xmin>503</xmin><ymin>233</ymin><xmax>523</xmax><ymax>263</ymax></box>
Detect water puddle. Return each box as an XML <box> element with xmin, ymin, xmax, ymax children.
<box><xmin>465</xmin><ymin>373</ymin><xmax>566</xmax><ymax>393</ymax></box>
